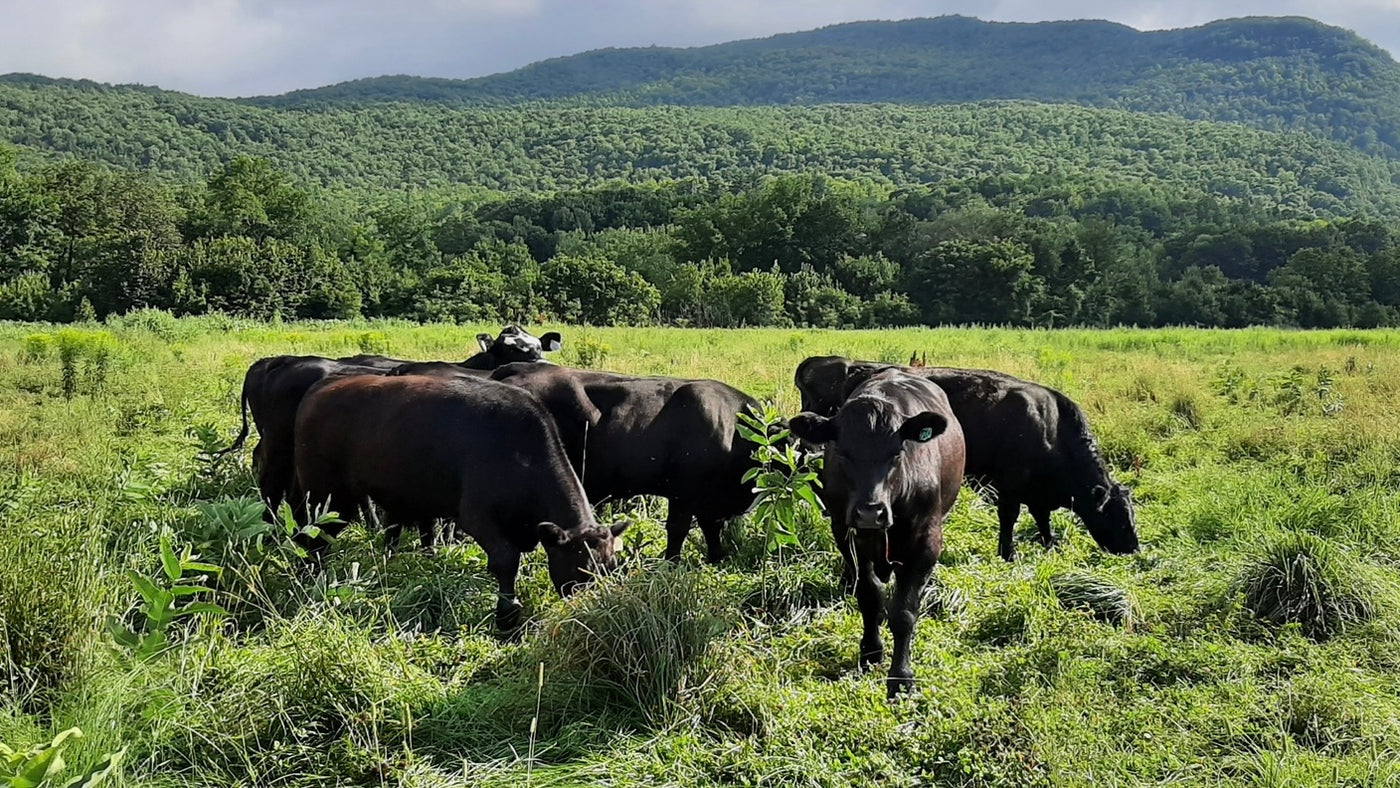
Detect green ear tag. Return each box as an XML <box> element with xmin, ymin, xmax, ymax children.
<box><xmin>918</xmin><ymin>427</ymin><xmax>933</xmax><ymax>442</ymax></box>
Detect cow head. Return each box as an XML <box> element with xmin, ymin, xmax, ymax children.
<box><xmin>1075</xmin><ymin>482</ymin><xmax>1139</xmax><ymax>554</ymax></box>
<box><xmin>794</xmin><ymin>356</ymin><xmax>853</xmax><ymax>417</ymax></box>
<box><xmin>540</xmin><ymin>520</ymin><xmax>631</xmax><ymax>595</ymax></box>
<box><xmin>790</xmin><ymin>402</ymin><xmax>948</xmax><ymax>530</ymax></box>
<box><xmin>469</xmin><ymin>325</ymin><xmax>564</xmax><ymax>368</ymax></box>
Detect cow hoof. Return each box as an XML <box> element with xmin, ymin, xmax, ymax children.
<box><xmin>858</xmin><ymin>647</ymin><xmax>884</xmax><ymax>671</ymax></box>
<box><xmin>886</xmin><ymin>675</ymin><xmax>915</xmax><ymax>699</ymax></box>
<box><xmin>495</xmin><ymin>600</ymin><xmax>524</xmax><ymax>634</ymax></box>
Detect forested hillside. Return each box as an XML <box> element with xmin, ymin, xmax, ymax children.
<box><xmin>244</xmin><ymin>16</ymin><xmax>1400</xmax><ymax>157</ymax></box>
<box><xmin>2</xmin><ymin>81</ymin><xmax>1399</xmax><ymax>218</ymax></box>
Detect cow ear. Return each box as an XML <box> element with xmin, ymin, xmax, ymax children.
<box><xmin>900</xmin><ymin>412</ymin><xmax>948</xmax><ymax>443</ymax></box>
<box><xmin>539</xmin><ymin>332</ymin><xmax>563</xmax><ymax>352</ymax></box>
<box><xmin>789</xmin><ymin>412</ymin><xmax>837</xmax><ymax>444</ymax></box>
<box><xmin>539</xmin><ymin>522</ymin><xmax>570</xmax><ymax>547</ymax></box>
<box><xmin>476</xmin><ymin>333</ymin><xmax>493</xmax><ymax>352</ymax></box>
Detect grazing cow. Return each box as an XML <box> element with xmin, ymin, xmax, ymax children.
<box><xmin>219</xmin><ymin>325</ymin><xmax>563</xmax><ymax>521</ymax></box>
<box><xmin>490</xmin><ymin>364</ymin><xmax>759</xmax><ymax>562</ymax></box>
<box><xmin>294</xmin><ymin>374</ymin><xmax>627</xmax><ymax>631</ymax></box>
<box><xmin>795</xmin><ymin>356</ymin><xmax>1139</xmax><ymax>561</ymax></box>
<box><xmin>789</xmin><ymin>369</ymin><xmax>965</xmax><ymax>698</ymax></box>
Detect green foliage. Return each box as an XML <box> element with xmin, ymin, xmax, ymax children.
<box><xmin>566</xmin><ymin>336</ymin><xmax>610</xmax><ymax>369</ymax></box>
<box><xmin>737</xmin><ymin>403</ymin><xmax>823</xmax><ymax>554</ymax></box>
<box><xmin>525</xmin><ymin>563</ymin><xmax>730</xmax><ymax>722</ymax></box>
<box><xmin>538</xmin><ymin>254</ymin><xmax>658</xmax><ymax>325</ymax></box>
<box><xmin>19</xmin><ymin>334</ymin><xmax>51</xmax><ymax>363</ymax></box>
<box><xmin>107</xmin><ymin>533</ymin><xmax>225</xmax><ymax>662</ymax></box>
<box><xmin>1239</xmin><ymin>532</ymin><xmax>1384</xmax><ymax>641</ymax></box>
<box><xmin>0</xmin><ymin>728</ymin><xmax>123</xmax><ymax>788</ymax></box>
<box><xmin>237</xmin><ymin>16</ymin><xmax>1400</xmax><ymax>158</ymax></box>
<box><xmin>1048</xmin><ymin>570</ymin><xmax>1136</xmax><ymax>629</ymax></box>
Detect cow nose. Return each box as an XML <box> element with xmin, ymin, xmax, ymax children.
<box><xmin>852</xmin><ymin>502</ymin><xmax>890</xmax><ymax>529</ymax></box>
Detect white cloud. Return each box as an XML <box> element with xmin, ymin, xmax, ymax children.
<box><xmin>0</xmin><ymin>0</ymin><xmax>1396</xmax><ymax>96</ymax></box>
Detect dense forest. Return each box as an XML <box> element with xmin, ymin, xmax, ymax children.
<box><xmin>5</xmin><ymin>144</ymin><xmax>1400</xmax><ymax>329</ymax></box>
<box><xmin>3</xmin><ymin>83</ymin><xmax>1400</xmax><ymax>215</ymax></box>
<box><xmin>245</xmin><ymin>16</ymin><xmax>1400</xmax><ymax>158</ymax></box>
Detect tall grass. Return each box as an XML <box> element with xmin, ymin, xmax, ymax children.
<box><xmin>3</xmin><ymin>320</ymin><xmax>1400</xmax><ymax>785</ymax></box>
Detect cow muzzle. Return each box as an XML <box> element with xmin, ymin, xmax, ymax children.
<box><xmin>851</xmin><ymin>502</ymin><xmax>891</xmax><ymax>530</ymax></box>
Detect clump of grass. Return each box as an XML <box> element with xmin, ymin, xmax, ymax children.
<box><xmin>1239</xmin><ymin>532</ymin><xmax>1384</xmax><ymax>642</ymax></box>
<box><xmin>1049</xmin><ymin>570</ymin><xmax>1135</xmax><ymax>629</ymax></box>
<box><xmin>1169</xmin><ymin>392</ymin><xmax>1203</xmax><ymax>430</ymax></box>
<box><xmin>526</xmin><ymin>561</ymin><xmax>731</xmax><ymax>722</ymax></box>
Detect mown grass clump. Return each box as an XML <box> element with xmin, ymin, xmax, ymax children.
<box><xmin>1049</xmin><ymin>570</ymin><xmax>1136</xmax><ymax>629</ymax></box>
<box><xmin>1239</xmin><ymin>531</ymin><xmax>1384</xmax><ymax>641</ymax></box>
<box><xmin>525</xmin><ymin>561</ymin><xmax>732</xmax><ymax>723</ymax></box>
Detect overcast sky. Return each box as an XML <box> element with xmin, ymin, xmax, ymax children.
<box><xmin>1</xmin><ymin>0</ymin><xmax>1398</xmax><ymax>97</ymax></box>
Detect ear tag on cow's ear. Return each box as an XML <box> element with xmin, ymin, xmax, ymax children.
<box><xmin>917</xmin><ymin>427</ymin><xmax>934</xmax><ymax>442</ymax></box>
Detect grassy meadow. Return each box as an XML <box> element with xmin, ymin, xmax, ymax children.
<box><xmin>5</xmin><ymin>314</ymin><xmax>1400</xmax><ymax>786</ymax></box>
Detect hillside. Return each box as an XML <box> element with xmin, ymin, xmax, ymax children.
<box><xmin>2</xmin><ymin>76</ymin><xmax>1399</xmax><ymax>216</ymax></box>
<box><xmin>238</xmin><ymin>16</ymin><xmax>1400</xmax><ymax>157</ymax></box>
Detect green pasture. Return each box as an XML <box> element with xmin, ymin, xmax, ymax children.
<box><xmin>4</xmin><ymin>315</ymin><xmax>1400</xmax><ymax>786</ymax></box>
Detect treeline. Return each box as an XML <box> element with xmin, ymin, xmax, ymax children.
<box><xmin>5</xmin><ymin>149</ymin><xmax>1400</xmax><ymax>329</ymax></box>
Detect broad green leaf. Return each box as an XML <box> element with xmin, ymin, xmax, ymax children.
<box><xmin>159</xmin><ymin>534</ymin><xmax>180</xmax><ymax>581</ymax></box>
<box><xmin>126</xmin><ymin>571</ymin><xmax>161</xmax><ymax>606</ymax></box>
<box><xmin>61</xmin><ymin>747</ymin><xmax>125</xmax><ymax>788</ymax></box>
<box><xmin>181</xmin><ymin>602</ymin><xmax>229</xmax><ymax>617</ymax></box>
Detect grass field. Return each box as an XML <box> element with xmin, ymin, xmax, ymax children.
<box><xmin>5</xmin><ymin>314</ymin><xmax>1400</xmax><ymax>786</ymax></box>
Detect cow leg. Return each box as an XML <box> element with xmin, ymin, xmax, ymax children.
<box><xmin>997</xmin><ymin>497</ymin><xmax>1022</xmax><ymax>562</ymax></box>
<box><xmin>854</xmin><ymin>547</ymin><xmax>886</xmax><ymax>671</ymax></box>
<box><xmin>663</xmin><ymin>503</ymin><xmax>694</xmax><ymax>562</ymax></box>
<box><xmin>417</xmin><ymin>520</ymin><xmax>438</xmax><ymax>553</ymax></box>
<box><xmin>1031</xmin><ymin>504</ymin><xmax>1057</xmax><ymax>549</ymax></box>
<box><xmin>886</xmin><ymin>560</ymin><xmax>935</xmax><ymax>698</ymax></box>
<box><xmin>469</xmin><ymin>524</ymin><xmax>524</xmax><ymax>633</ymax></box>
<box><xmin>699</xmin><ymin>517</ymin><xmax>727</xmax><ymax>564</ymax></box>
<box><xmin>258</xmin><ymin>449</ymin><xmax>294</xmax><ymax>522</ymax></box>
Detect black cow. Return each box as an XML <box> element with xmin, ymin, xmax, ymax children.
<box><xmin>795</xmin><ymin>356</ymin><xmax>1138</xmax><ymax>561</ymax></box>
<box><xmin>294</xmin><ymin>373</ymin><xmax>627</xmax><ymax>631</ymax></box>
<box><xmin>789</xmin><ymin>369</ymin><xmax>965</xmax><ymax>698</ymax></box>
<box><xmin>490</xmin><ymin>364</ymin><xmax>759</xmax><ymax>562</ymax></box>
<box><xmin>218</xmin><ymin>325</ymin><xmax>563</xmax><ymax>520</ymax></box>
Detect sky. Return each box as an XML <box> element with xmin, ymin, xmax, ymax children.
<box><xmin>1</xmin><ymin>0</ymin><xmax>1399</xmax><ymax>97</ymax></box>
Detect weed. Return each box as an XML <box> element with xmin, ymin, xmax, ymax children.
<box><xmin>107</xmin><ymin>532</ymin><xmax>226</xmax><ymax>662</ymax></box>
<box><xmin>0</xmin><ymin>728</ymin><xmax>124</xmax><ymax>788</ymax></box>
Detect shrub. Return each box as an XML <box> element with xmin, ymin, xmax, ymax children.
<box><xmin>1239</xmin><ymin>532</ymin><xmax>1382</xmax><ymax>641</ymax></box>
<box><xmin>20</xmin><ymin>334</ymin><xmax>52</xmax><ymax>364</ymax></box>
<box><xmin>568</xmin><ymin>337</ymin><xmax>610</xmax><ymax>369</ymax></box>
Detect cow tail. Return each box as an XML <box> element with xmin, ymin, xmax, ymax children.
<box><xmin>216</xmin><ymin>374</ymin><xmax>253</xmax><ymax>457</ymax></box>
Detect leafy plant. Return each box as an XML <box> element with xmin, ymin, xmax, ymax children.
<box><xmin>20</xmin><ymin>334</ymin><xmax>52</xmax><ymax>364</ymax></box>
<box><xmin>570</xmin><ymin>337</ymin><xmax>611</xmax><ymax>368</ymax></box>
<box><xmin>107</xmin><ymin>532</ymin><xmax>226</xmax><ymax>661</ymax></box>
<box><xmin>737</xmin><ymin>402</ymin><xmax>823</xmax><ymax>555</ymax></box>
<box><xmin>196</xmin><ymin>498</ymin><xmax>338</xmax><ymax>565</ymax></box>
<box><xmin>0</xmin><ymin>728</ymin><xmax>124</xmax><ymax>788</ymax></box>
